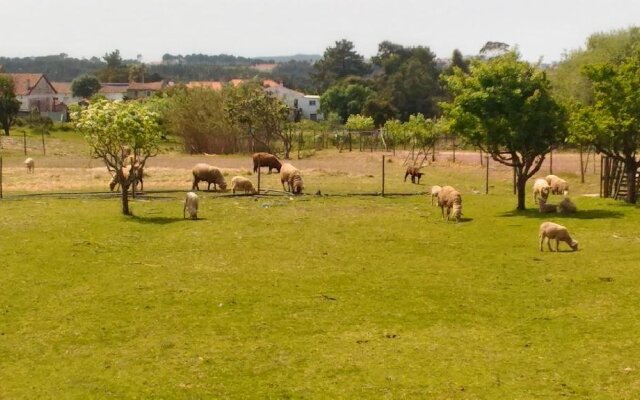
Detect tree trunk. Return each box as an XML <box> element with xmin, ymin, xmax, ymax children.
<box><xmin>625</xmin><ymin>161</ymin><xmax>637</xmax><ymax>204</ymax></box>
<box><xmin>516</xmin><ymin>172</ymin><xmax>527</xmax><ymax>210</ymax></box>
<box><xmin>2</xmin><ymin>125</ymin><xmax>8</xmax><ymax>136</ymax></box>
<box><xmin>579</xmin><ymin>145</ymin><xmax>585</xmax><ymax>184</ymax></box>
<box><xmin>121</xmin><ymin>184</ymin><xmax>131</xmax><ymax>215</ymax></box>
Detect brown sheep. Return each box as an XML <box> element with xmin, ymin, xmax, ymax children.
<box><xmin>109</xmin><ymin>164</ymin><xmax>144</xmax><ymax>192</ymax></box>
<box><xmin>280</xmin><ymin>163</ymin><xmax>304</xmax><ymax>195</ymax></box>
<box><xmin>404</xmin><ymin>166</ymin><xmax>424</xmax><ymax>184</ymax></box>
<box><xmin>253</xmin><ymin>152</ymin><xmax>282</xmax><ymax>174</ymax></box>
<box><xmin>192</xmin><ymin>163</ymin><xmax>227</xmax><ymax>191</ymax></box>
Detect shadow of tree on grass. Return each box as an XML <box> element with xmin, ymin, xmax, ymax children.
<box><xmin>127</xmin><ymin>215</ymin><xmax>200</xmax><ymax>225</ymax></box>
<box><xmin>498</xmin><ymin>208</ymin><xmax>625</xmax><ymax>220</ymax></box>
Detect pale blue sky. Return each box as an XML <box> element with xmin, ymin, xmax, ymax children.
<box><xmin>2</xmin><ymin>0</ymin><xmax>638</xmax><ymax>62</ymax></box>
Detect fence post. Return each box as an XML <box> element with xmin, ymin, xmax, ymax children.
<box><xmin>513</xmin><ymin>166</ymin><xmax>517</xmax><ymax>195</ymax></box>
<box><xmin>0</xmin><ymin>156</ymin><xmax>3</xmax><ymax>199</ymax></box>
<box><xmin>257</xmin><ymin>157</ymin><xmax>261</xmax><ymax>193</ymax></box>
<box><xmin>485</xmin><ymin>156</ymin><xmax>490</xmax><ymax>194</ymax></box>
<box><xmin>42</xmin><ymin>131</ymin><xmax>46</xmax><ymax>155</ymax></box>
<box><xmin>23</xmin><ymin>132</ymin><xmax>27</xmax><ymax>155</ymax></box>
<box><xmin>549</xmin><ymin>149</ymin><xmax>553</xmax><ymax>175</ymax></box>
<box><xmin>382</xmin><ymin>155</ymin><xmax>385</xmax><ymax>196</ymax></box>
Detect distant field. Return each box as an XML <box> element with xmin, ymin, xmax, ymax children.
<box><xmin>1</xmin><ymin>131</ymin><xmax>638</xmax><ymax>398</ymax></box>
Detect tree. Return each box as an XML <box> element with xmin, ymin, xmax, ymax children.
<box><xmin>71</xmin><ymin>74</ymin><xmax>101</xmax><ymax>98</ymax></box>
<box><xmin>442</xmin><ymin>52</ymin><xmax>567</xmax><ymax>210</ymax></box>
<box><xmin>312</xmin><ymin>39</ymin><xmax>371</xmax><ymax>91</ymax></box>
<box><xmin>583</xmin><ymin>45</ymin><xmax>640</xmax><ymax>203</ymax></box>
<box><xmin>0</xmin><ymin>75</ymin><xmax>21</xmax><ymax>136</ymax></box>
<box><xmin>320</xmin><ymin>82</ymin><xmax>373</xmax><ymax>123</ymax></box>
<box><xmin>128</xmin><ymin>63</ymin><xmax>147</xmax><ymax>83</ymax></box>
<box><xmin>450</xmin><ymin>49</ymin><xmax>470</xmax><ymax>74</ymax></box>
<box><xmin>272</xmin><ymin>60</ymin><xmax>315</xmax><ymax>92</ymax></box>
<box><xmin>73</xmin><ymin>100</ymin><xmax>163</xmax><ymax>215</ymax></box>
<box><xmin>97</xmin><ymin>49</ymin><xmax>129</xmax><ymax>83</ymax></box>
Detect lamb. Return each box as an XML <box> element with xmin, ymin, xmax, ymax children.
<box><xmin>437</xmin><ymin>185</ymin><xmax>462</xmax><ymax>222</ymax></box>
<box><xmin>24</xmin><ymin>157</ymin><xmax>35</xmax><ymax>173</ymax></box>
<box><xmin>404</xmin><ymin>166</ymin><xmax>424</xmax><ymax>184</ymax></box>
<box><xmin>280</xmin><ymin>163</ymin><xmax>304</xmax><ymax>195</ymax></box>
<box><xmin>109</xmin><ymin>164</ymin><xmax>144</xmax><ymax>192</ymax></box>
<box><xmin>539</xmin><ymin>221</ymin><xmax>579</xmax><ymax>252</ymax></box>
<box><xmin>252</xmin><ymin>152</ymin><xmax>282</xmax><ymax>174</ymax></box>
<box><xmin>532</xmin><ymin>178</ymin><xmax>550</xmax><ymax>204</ymax></box>
<box><xmin>183</xmin><ymin>192</ymin><xmax>199</xmax><ymax>220</ymax></box>
<box><xmin>558</xmin><ymin>197</ymin><xmax>577</xmax><ymax>214</ymax></box>
<box><xmin>430</xmin><ymin>185</ymin><xmax>442</xmax><ymax>205</ymax></box>
<box><xmin>192</xmin><ymin>163</ymin><xmax>227</xmax><ymax>191</ymax></box>
<box><xmin>546</xmin><ymin>174</ymin><xmax>569</xmax><ymax>195</ymax></box>
<box><xmin>538</xmin><ymin>197</ymin><xmax>558</xmax><ymax>213</ymax></box>
<box><xmin>231</xmin><ymin>176</ymin><xmax>258</xmax><ymax>195</ymax></box>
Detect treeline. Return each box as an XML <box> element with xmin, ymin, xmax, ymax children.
<box><xmin>161</xmin><ymin>53</ymin><xmax>273</xmax><ymax>66</ymax></box>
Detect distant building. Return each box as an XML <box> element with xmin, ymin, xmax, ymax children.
<box><xmin>3</xmin><ymin>73</ymin><xmax>69</xmax><ymax>121</ymax></box>
<box><xmin>126</xmin><ymin>81</ymin><xmax>169</xmax><ymax>99</ymax></box>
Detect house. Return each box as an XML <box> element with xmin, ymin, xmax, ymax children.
<box><xmin>126</xmin><ymin>81</ymin><xmax>168</xmax><ymax>99</ymax></box>
<box><xmin>3</xmin><ymin>73</ymin><xmax>71</xmax><ymax>121</ymax></box>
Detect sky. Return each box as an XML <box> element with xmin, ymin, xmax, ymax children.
<box><xmin>1</xmin><ymin>0</ymin><xmax>639</xmax><ymax>63</ymax></box>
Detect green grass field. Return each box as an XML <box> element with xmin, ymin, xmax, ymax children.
<box><xmin>2</xmin><ymin>175</ymin><xmax>640</xmax><ymax>398</ymax></box>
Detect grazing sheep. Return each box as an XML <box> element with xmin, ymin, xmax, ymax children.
<box><xmin>546</xmin><ymin>174</ymin><xmax>569</xmax><ymax>195</ymax></box>
<box><xmin>109</xmin><ymin>164</ymin><xmax>144</xmax><ymax>192</ymax></box>
<box><xmin>558</xmin><ymin>197</ymin><xmax>577</xmax><ymax>214</ymax></box>
<box><xmin>183</xmin><ymin>192</ymin><xmax>199</xmax><ymax>219</ymax></box>
<box><xmin>437</xmin><ymin>185</ymin><xmax>462</xmax><ymax>222</ymax></box>
<box><xmin>404</xmin><ymin>166</ymin><xmax>424</xmax><ymax>184</ymax></box>
<box><xmin>430</xmin><ymin>185</ymin><xmax>442</xmax><ymax>205</ymax></box>
<box><xmin>532</xmin><ymin>178</ymin><xmax>550</xmax><ymax>204</ymax></box>
<box><xmin>538</xmin><ymin>197</ymin><xmax>558</xmax><ymax>213</ymax></box>
<box><xmin>231</xmin><ymin>176</ymin><xmax>258</xmax><ymax>195</ymax></box>
<box><xmin>539</xmin><ymin>221</ymin><xmax>579</xmax><ymax>252</ymax></box>
<box><xmin>280</xmin><ymin>163</ymin><xmax>304</xmax><ymax>194</ymax></box>
<box><xmin>252</xmin><ymin>152</ymin><xmax>282</xmax><ymax>174</ymax></box>
<box><xmin>24</xmin><ymin>157</ymin><xmax>35</xmax><ymax>173</ymax></box>
<box><xmin>192</xmin><ymin>163</ymin><xmax>227</xmax><ymax>191</ymax></box>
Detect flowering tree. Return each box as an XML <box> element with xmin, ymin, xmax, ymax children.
<box><xmin>73</xmin><ymin>100</ymin><xmax>162</xmax><ymax>215</ymax></box>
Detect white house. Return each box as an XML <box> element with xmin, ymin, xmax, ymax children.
<box><xmin>263</xmin><ymin>81</ymin><xmax>323</xmax><ymax>121</ymax></box>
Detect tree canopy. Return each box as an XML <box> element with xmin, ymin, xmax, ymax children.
<box><xmin>0</xmin><ymin>75</ymin><xmax>21</xmax><ymax>136</ymax></box>
<box><xmin>312</xmin><ymin>39</ymin><xmax>371</xmax><ymax>91</ymax></box>
<box><xmin>71</xmin><ymin>74</ymin><xmax>101</xmax><ymax>98</ymax></box>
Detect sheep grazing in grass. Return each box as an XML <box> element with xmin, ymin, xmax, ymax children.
<box><xmin>231</xmin><ymin>176</ymin><xmax>258</xmax><ymax>195</ymax></box>
<box><xmin>24</xmin><ymin>157</ymin><xmax>35</xmax><ymax>173</ymax></box>
<box><xmin>558</xmin><ymin>197</ymin><xmax>577</xmax><ymax>214</ymax></box>
<box><xmin>404</xmin><ymin>166</ymin><xmax>424</xmax><ymax>184</ymax></box>
<box><xmin>538</xmin><ymin>197</ymin><xmax>558</xmax><ymax>213</ymax></box>
<box><xmin>546</xmin><ymin>174</ymin><xmax>569</xmax><ymax>195</ymax></box>
<box><xmin>109</xmin><ymin>164</ymin><xmax>144</xmax><ymax>192</ymax></box>
<box><xmin>252</xmin><ymin>152</ymin><xmax>282</xmax><ymax>174</ymax></box>
<box><xmin>192</xmin><ymin>163</ymin><xmax>227</xmax><ymax>191</ymax></box>
<box><xmin>280</xmin><ymin>163</ymin><xmax>304</xmax><ymax>195</ymax></box>
<box><xmin>437</xmin><ymin>185</ymin><xmax>462</xmax><ymax>222</ymax></box>
<box><xmin>532</xmin><ymin>178</ymin><xmax>550</xmax><ymax>204</ymax></box>
<box><xmin>430</xmin><ymin>185</ymin><xmax>442</xmax><ymax>205</ymax></box>
<box><xmin>539</xmin><ymin>221</ymin><xmax>579</xmax><ymax>252</ymax></box>
<box><xmin>183</xmin><ymin>192</ymin><xmax>199</xmax><ymax>220</ymax></box>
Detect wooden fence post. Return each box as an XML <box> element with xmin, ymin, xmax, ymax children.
<box><xmin>257</xmin><ymin>157</ymin><xmax>261</xmax><ymax>193</ymax></box>
<box><xmin>0</xmin><ymin>156</ymin><xmax>3</xmax><ymax>199</ymax></box>
<box><xmin>382</xmin><ymin>155</ymin><xmax>385</xmax><ymax>196</ymax></box>
<box><xmin>549</xmin><ymin>150</ymin><xmax>553</xmax><ymax>175</ymax></box>
<box><xmin>485</xmin><ymin>156</ymin><xmax>490</xmax><ymax>194</ymax></box>
<box><xmin>23</xmin><ymin>132</ymin><xmax>27</xmax><ymax>155</ymax></box>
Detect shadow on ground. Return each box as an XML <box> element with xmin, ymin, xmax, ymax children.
<box><xmin>498</xmin><ymin>208</ymin><xmax>625</xmax><ymax>220</ymax></box>
<box><xmin>128</xmin><ymin>215</ymin><xmax>196</xmax><ymax>225</ymax></box>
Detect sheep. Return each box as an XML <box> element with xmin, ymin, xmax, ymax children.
<box><xmin>532</xmin><ymin>178</ymin><xmax>550</xmax><ymax>204</ymax></box>
<box><xmin>109</xmin><ymin>164</ymin><xmax>144</xmax><ymax>192</ymax></box>
<box><xmin>24</xmin><ymin>157</ymin><xmax>35</xmax><ymax>173</ymax></box>
<box><xmin>192</xmin><ymin>163</ymin><xmax>227</xmax><ymax>191</ymax></box>
<box><xmin>430</xmin><ymin>185</ymin><xmax>442</xmax><ymax>205</ymax></box>
<box><xmin>546</xmin><ymin>174</ymin><xmax>569</xmax><ymax>195</ymax></box>
<box><xmin>183</xmin><ymin>192</ymin><xmax>199</xmax><ymax>219</ymax></box>
<box><xmin>558</xmin><ymin>197</ymin><xmax>577</xmax><ymax>214</ymax></box>
<box><xmin>230</xmin><ymin>175</ymin><xmax>257</xmax><ymax>195</ymax></box>
<box><xmin>252</xmin><ymin>152</ymin><xmax>282</xmax><ymax>174</ymax></box>
<box><xmin>539</xmin><ymin>221</ymin><xmax>579</xmax><ymax>252</ymax></box>
<box><xmin>437</xmin><ymin>185</ymin><xmax>462</xmax><ymax>222</ymax></box>
<box><xmin>280</xmin><ymin>163</ymin><xmax>304</xmax><ymax>195</ymax></box>
<box><xmin>538</xmin><ymin>197</ymin><xmax>558</xmax><ymax>213</ymax></box>
<box><xmin>404</xmin><ymin>166</ymin><xmax>424</xmax><ymax>184</ymax></box>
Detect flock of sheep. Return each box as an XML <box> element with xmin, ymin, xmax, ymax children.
<box><xmin>22</xmin><ymin>153</ymin><xmax>580</xmax><ymax>252</ymax></box>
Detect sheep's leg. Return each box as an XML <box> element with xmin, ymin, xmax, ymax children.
<box><xmin>556</xmin><ymin>240</ymin><xmax>560</xmax><ymax>252</ymax></box>
<box><xmin>404</xmin><ymin>173</ymin><xmax>409</xmax><ymax>182</ymax></box>
<box><xmin>539</xmin><ymin>235</ymin><xmax>544</xmax><ymax>251</ymax></box>
<box><xmin>192</xmin><ymin>179</ymin><xmax>199</xmax><ymax>191</ymax></box>
<box><xmin>548</xmin><ymin>238</ymin><xmax>554</xmax><ymax>252</ymax></box>
<box><xmin>183</xmin><ymin>203</ymin><xmax>187</xmax><ymax>219</ymax></box>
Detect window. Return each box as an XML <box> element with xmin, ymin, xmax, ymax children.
<box><xmin>310</xmin><ymin>114</ymin><xmax>317</xmax><ymax>121</ymax></box>
<box><xmin>309</xmin><ymin>100</ymin><xmax>316</xmax><ymax>106</ymax></box>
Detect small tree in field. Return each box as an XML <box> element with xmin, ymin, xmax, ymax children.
<box><xmin>0</xmin><ymin>75</ymin><xmax>21</xmax><ymax>136</ymax></box>
<box><xmin>442</xmin><ymin>53</ymin><xmax>567</xmax><ymax>210</ymax></box>
<box><xmin>73</xmin><ymin>100</ymin><xmax>162</xmax><ymax>215</ymax></box>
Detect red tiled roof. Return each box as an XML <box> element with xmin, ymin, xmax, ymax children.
<box><xmin>100</xmin><ymin>84</ymin><xmax>129</xmax><ymax>94</ymax></box>
<box><xmin>3</xmin><ymin>73</ymin><xmax>53</xmax><ymax>96</ymax></box>
<box><xmin>262</xmin><ymin>79</ymin><xmax>281</xmax><ymax>88</ymax></box>
<box><xmin>186</xmin><ymin>81</ymin><xmax>223</xmax><ymax>90</ymax></box>
<box><xmin>128</xmin><ymin>81</ymin><xmax>165</xmax><ymax>91</ymax></box>
<box><xmin>51</xmin><ymin>82</ymin><xmax>72</xmax><ymax>94</ymax></box>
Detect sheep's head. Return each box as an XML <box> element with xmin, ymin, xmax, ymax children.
<box><xmin>451</xmin><ymin>204</ymin><xmax>462</xmax><ymax>221</ymax></box>
<box><xmin>541</xmin><ymin>186</ymin><xmax>550</xmax><ymax>197</ymax></box>
<box><xmin>218</xmin><ymin>182</ymin><xmax>228</xmax><ymax>191</ymax></box>
<box><xmin>570</xmin><ymin>240</ymin><xmax>579</xmax><ymax>251</ymax></box>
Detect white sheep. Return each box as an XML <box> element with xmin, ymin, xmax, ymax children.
<box><xmin>430</xmin><ymin>185</ymin><xmax>442</xmax><ymax>206</ymax></box>
<box><xmin>532</xmin><ymin>178</ymin><xmax>550</xmax><ymax>204</ymax></box>
<box><xmin>538</xmin><ymin>197</ymin><xmax>558</xmax><ymax>213</ymax></box>
<box><xmin>24</xmin><ymin>157</ymin><xmax>35</xmax><ymax>173</ymax></box>
<box><xmin>231</xmin><ymin>176</ymin><xmax>257</xmax><ymax>195</ymax></box>
<box><xmin>192</xmin><ymin>163</ymin><xmax>227</xmax><ymax>191</ymax></box>
<box><xmin>183</xmin><ymin>192</ymin><xmax>199</xmax><ymax>219</ymax></box>
<box><xmin>558</xmin><ymin>197</ymin><xmax>577</xmax><ymax>214</ymax></box>
<box><xmin>546</xmin><ymin>174</ymin><xmax>569</xmax><ymax>195</ymax></box>
<box><xmin>437</xmin><ymin>185</ymin><xmax>462</xmax><ymax>222</ymax></box>
<box><xmin>280</xmin><ymin>163</ymin><xmax>304</xmax><ymax>194</ymax></box>
<box><xmin>539</xmin><ymin>221</ymin><xmax>579</xmax><ymax>252</ymax></box>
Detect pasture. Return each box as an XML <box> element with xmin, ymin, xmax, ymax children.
<box><xmin>1</xmin><ymin>131</ymin><xmax>639</xmax><ymax>398</ymax></box>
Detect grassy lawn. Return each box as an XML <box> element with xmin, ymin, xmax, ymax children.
<box><xmin>1</xmin><ymin>179</ymin><xmax>640</xmax><ymax>398</ymax></box>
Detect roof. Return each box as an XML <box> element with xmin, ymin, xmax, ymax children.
<box><xmin>100</xmin><ymin>84</ymin><xmax>129</xmax><ymax>94</ymax></box>
<box><xmin>51</xmin><ymin>82</ymin><xmax>72</xmax><ymax>94</ymax></box>
<box><xmin>186</xmin><ymin>81</ymin><xmax>223</xmax><ymax>90</ymax></box>
<box><xmin>3</xmin><ymin>73</ymin><xmax>56</xmax><ymax>96</ymax></box>
<box><xmin>128</xmin><ymin>81</ymin><xmax>165</xmax><ymax>91</ymax></box>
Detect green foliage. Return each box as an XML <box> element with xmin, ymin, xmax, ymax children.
<box><xmin>312</xmin><ymin>39</ymin><xmax>371</xmax><ymax>91</ymax></box>
<box><xmin>71</xmin><ymin>74</ymin><xmax>101</xmax><ymax>98</ymax></box>
<box><xmin>271</xmin><ymin>60</ymin><xmax>315</xmax><ymax>93</ymax></box>
<box><xmin>97</xmin><ymin>50</ymin><xmax>129</xmax><ymax>83</ymax></box>
<box><xmin>345</xmin><ymin>114</ymin><xmax>374</xmax><ymax>131</ymax></box>
<box><xmin>442</xmin><ymin>52</ymin><xmax>567</xmax><ymax>209</ymax></box>
<box><xmin>320</xmin><ymin>83</ymin><xmax>373</xmax><ymax>123</ymax></box>
<box><xmin>405</xmin><ymin>113</ymin><xmax>437</xmax><ymax>149</ymax></box>
<box><xmin>0</xmin><ymin>75</ymin><xmax>21</xmax><ymax>135</ymax></box>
